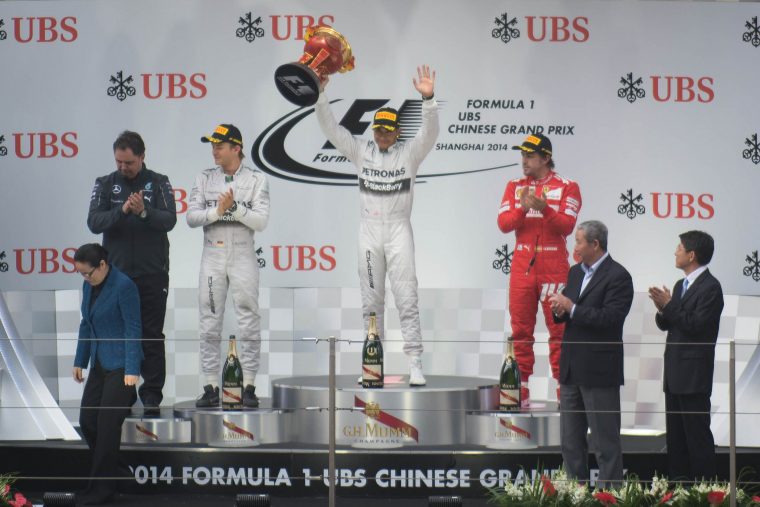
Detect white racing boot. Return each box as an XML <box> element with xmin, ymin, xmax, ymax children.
<box><xmin>409</xmin><ymin>356</ymin><xmax>426</xmax><ymax>386</ymax></box>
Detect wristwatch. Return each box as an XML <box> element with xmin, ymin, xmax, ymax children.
<box><xmin>422</xmin><ymin>93</ymin><xmax>434</xmax><ymax>101</ymax></box>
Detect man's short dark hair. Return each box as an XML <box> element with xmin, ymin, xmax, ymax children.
<box><xmin>578</xmin><ymin>220</ymin><xmax>608</xmax><ymax>251</ymax></box>
<box><xmin>74</xmin><ymin>243</ymin><xmax>109</xmax><ymax>267</ymax></box>
<box><xmin>113</xmin><ymin>131</ymin><xmax>145</xmax><ymax>156</ymax></box>
<box><xmin>679</xmin><ymin>230</ymin><xmax>714</xmax><ymax>265</ymax></box>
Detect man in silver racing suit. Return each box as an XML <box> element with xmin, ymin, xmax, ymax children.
<box><xmin>187</xmin><ymin>124</ymin><xmax>270</xmax><ymax>408</ymax></box>
<box><xmin>315</xmin><ymin>65</ymin><xmax>439</xmax><ymax>386</ymax></box>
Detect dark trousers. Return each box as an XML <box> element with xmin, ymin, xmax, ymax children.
<box><xmin>133</xmin><ymin>272</ymin><xmax>169</xmax><ymax>405</ymax></box>
<box><xmin>560</xmin><ymin>384</ymin><xmax>623</xmax><ymax>489</ymax></box>
<box><xmin>665</xmin><ymin>392</ymin><xmax>716</xmax><ymax>481</ymax></box>
<box><xmin>79</xmin><ymin>362</ymin><xmax>137</xmax><ymax>496</ymax></box>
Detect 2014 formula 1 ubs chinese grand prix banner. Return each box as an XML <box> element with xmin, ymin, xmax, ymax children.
<box><xmin>1</xmin><ymin>0</ymin><xmax>759</xmax><ymax>294</ymax></box>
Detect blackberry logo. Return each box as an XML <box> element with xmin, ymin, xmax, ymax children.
<box><xmin>744</xmin><ymin>16</ymin><xmax>760</xmax><ymax>48</ymax></box>
<box><xmin>0</xmin><ymin>251</ymin><xmax>8</xmax><ymax>273</ymax></box>
<box><xmin>256</xmin><ymin>246</ymin><xmax>266</xmax><ymax>268</ymax></box>
<box><xmin>743</xmin><ymin>251</ymin><xmax>760</xmax><ymax>282</ymax></box>
<box><xmin>743</xmin><ymin>133</ymin><xmax>760</xmax><ymax>165</ymax></box>
<box><xmin>617</xmin><ymin>73</ymin><xmax>646</xmax><ymax>103</ymax></box>
<box><xmin>0</xmin><ymin>19</ymin><xmax>6</xmax><ymax>41</ymax></box>
<box><xmin>107</xmin><ymin>71</ymin><xmax>136</xmax><ymax>102</ymax></box>
<box><xmin>0</xmin><ymin>135</ymin><xmax>7</xmax><ymax>157</ymax></box>
<box><xmin>492</xmin><ymin>12</ymin><xmax>520</xmax><ymax>44</ymax></box>
<box><xmin>236</xmin><ymin>12</ymin><xmax>265</xmax><ymax>43</ymax></box>
<box><xmin>617</xmin><ymin>189</ymin><xmax>645</xmax><ymax>219</ymax></box>
<box><xmin>493</xmin><ymin>244</ymin><xmax>514</xmax><ymax>275</ymax></box>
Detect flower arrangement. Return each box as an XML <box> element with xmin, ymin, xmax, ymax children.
<box><xmin>488</xmin><ymin>469</ymin><xmax>760</xmax><ymax>507</ymax></box>
<box><xmin>0</xmin><ymin>474</ymin><xmax>32</xmax><ymax>507</ymax></box>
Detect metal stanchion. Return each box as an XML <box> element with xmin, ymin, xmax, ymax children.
<box><xmin>328</xmin><ymin>335</ymin><xmax>336</xmax><ymax>507</ymax></box>
<box><xmin>729</xmin><ymin>339</ymin><xmax>736</xmax><ymax>507</ymax></box>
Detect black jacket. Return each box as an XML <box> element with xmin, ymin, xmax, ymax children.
<box><xmin>555</xmin><ymin>255</ymin><xmax>634</xmax><ymax>387</ymax></box>
<box><xmin>656</xmin><ymin>269</ymin><xmax>723</xmax><ymax>395</ymax></box>
<box><xmin>87</xmin><ymin>167</ymin><xmax>176</xmax><ymax>278</ymax></box>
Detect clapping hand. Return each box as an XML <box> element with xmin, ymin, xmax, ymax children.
<box><xmin>648</xmin><ymin>285</ymin><xmax>671</xmax><ymax>312</ymax></box>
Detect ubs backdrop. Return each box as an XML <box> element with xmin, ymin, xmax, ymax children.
<box><xmin>1</xmin><ymin>0</ymin><xmax>759</xmax><ymax>294</ymax></box>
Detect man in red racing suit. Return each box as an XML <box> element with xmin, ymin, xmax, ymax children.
<box><xmin>497</xmin><ymin>133</ymin><xmax>581</xmax><ymax>404</ymax></box>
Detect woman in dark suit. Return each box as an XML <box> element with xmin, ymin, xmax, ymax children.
<box><xmin>72</xmin><ymin>243</ymin><xmax>143</xmax><ymax>505</ymax></box>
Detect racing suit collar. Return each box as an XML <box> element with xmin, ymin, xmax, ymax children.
<box><xmin>218</xmin><ymin>161</ymin><xmax>243</xmax><ymax>177</ymax></box>
<box><xmin>528</xmin><ymin>170</ymin><xmax>555</xmax><ymax>185</ymax></box>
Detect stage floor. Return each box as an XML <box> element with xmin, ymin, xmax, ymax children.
<box><xmin>5</xmin><ymin>435</ymin><xmax>759</xmax><ymax>500</ymax></box>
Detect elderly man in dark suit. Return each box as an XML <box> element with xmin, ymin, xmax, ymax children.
<box><xmin>649</xmin><ymin>230</ymin><xmax>723</xmax><ymax>482</ymax></box>
<box><xmin>548</xmin><ymin>220</ymin><xmax>633</xmax><ymax>488</ymax></box>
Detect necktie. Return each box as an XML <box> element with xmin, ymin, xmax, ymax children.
<box><xmin>681</xmin><ymin>278</ymin><xmax>689</xmax><ymax>297</ymax></box>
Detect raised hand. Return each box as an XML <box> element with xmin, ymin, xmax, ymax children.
<box><xmin>412</xmin><ymin>65</ymin><xmax>436</xmax><ymax>98</ymax></box>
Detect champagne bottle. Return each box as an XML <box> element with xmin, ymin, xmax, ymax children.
<box><xmin>361</xmin><ymin>312</ymin><xmax>384</xmax><ymax>388</ymax></box>
<box><xmin>499</xmin><ymin>336</ymin><xmax>521</xmax><ymax>411</ymax></box>
<box><xmin>222</xmin><ymin>335</ymin><xmax>244</xmax><ymax>410</ymax></box>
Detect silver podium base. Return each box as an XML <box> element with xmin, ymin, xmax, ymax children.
<box><xmin>174</xmin><ymin>400</ymin><xmax>291</xmax><ymax>447</ymax></box>
<box><xmin>121</xmin><ymin>416</ymin><xmax>192</xmax><ymax>444</ymax></box>
<box><xmin>122</xmin><ymin>378</ymin><xmax>560</xmax><ymax>448</ymax></box>
<box><xmin>273</xmin><ymin>375</ymin><xmax>497</xmax><ymax>447</ymax></box>
<box><xmin>466</xmin><ymin>403</ymin><xmax>561</xmax><ymax>449</ymax></box>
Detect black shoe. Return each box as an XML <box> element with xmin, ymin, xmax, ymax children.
<box><xmin>243</xmin><ymin>384</ymin><xmax>259</xmax><ymax>408</ymax></box>
<box><xmin>143</xmin><ymin>403</ymin><xmax>160</xmax><ymax>417</ymax></box>
<box><xmin>195</xmin><ymin>384</ymin><xmax>220</xmax><ymax>408</ymax></box>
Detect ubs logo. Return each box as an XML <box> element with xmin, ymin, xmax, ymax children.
<box><xmin>617</xmin><ymin>188</ymin><xmax>714</xmax><ymax>220</ymax></box>
<box><xmin>617</xmin><ymin>72</ymin><xmax>714</xmax><ymax>103</ymax></box>
<box><xmin>744</xmin><ymin>251</ymin><xmax>760</xmax><ymax>282</ymax></box>
<box><xmin>236</xmin><ymin>12</ymin><xmax>265</xmax><ymax>43</ymax></box>
<box><xmin>106</xmin><ymin>70</ymin><xmax>207</xmax><ymax>101</ymax></box>
<box><xmin>743</xmin><ymin>133</ymin><xmax>760</xmax><ymax>165</ymax></box>
<box><xmin>491</xmin><ymin>12</ymin><xmax>590</xmax><ymax>44</ymax></box>
<box><xmin>493</xmin><ymin>244</ymin><xmax>514</xmax><ymax>275</ymax></box>
<box><xmin>744</xmin><ymin>16</ymin><xmax>760</xmax><ymax>48</ymax></box>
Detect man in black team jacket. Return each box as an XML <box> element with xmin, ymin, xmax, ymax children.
<box><xmin>87</xmin><ymin>131</ymin><xmax>176</xmax><ymax>415</ymax></box>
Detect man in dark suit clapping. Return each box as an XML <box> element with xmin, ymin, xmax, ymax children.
<box><xmin>649</xmin><ymin>231</ymin><xmax>723</xmax><ymax>482</ymax></box>
<box><xmin>548</xmin><ymin>220</ymin><xmax>634</xmax><ymax>488</ymax></box>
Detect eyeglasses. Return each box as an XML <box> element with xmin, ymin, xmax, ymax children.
<box><xmin>80</xmin><ymin>265</ymin><xmax>99</xmax><ymax>278</ymax></box>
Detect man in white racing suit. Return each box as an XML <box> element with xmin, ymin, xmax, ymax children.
<box><xmin>187</xmin><ymin>124</ymin><xmax>270</xmax><ymax>408</ymax></box>
<box><xmin>315</xmin><ymin>66</ymin><xmax>439</xmax><ymax>386</ymax></box>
